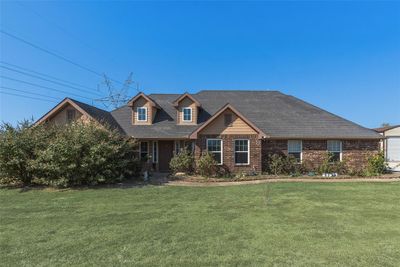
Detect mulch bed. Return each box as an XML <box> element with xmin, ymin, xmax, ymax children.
<box><xmin>167</xmin><ymin>173</ymin><xmax>400</xmax><ymax>186</ymax></box>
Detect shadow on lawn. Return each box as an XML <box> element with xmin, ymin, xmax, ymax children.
<box><xmin>0</xmin><ymin>175</ymin><xmax>170</xmax><ymax>193</ymax></box>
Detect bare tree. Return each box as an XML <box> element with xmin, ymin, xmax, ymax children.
<box><xmin>95</xmin><ymin>73</ymin><xmax>137</xmax><ymax>109</ymax></box>
<box><xmin>381</xmin><ymin>122</ymin><xmax>391</xmax><ymax>127</ymax></box>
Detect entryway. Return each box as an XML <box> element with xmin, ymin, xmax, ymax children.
<box><xmin>158</xmin><ymin>140</ymin><xmax>174</xmax><ymax>172</ymax></box>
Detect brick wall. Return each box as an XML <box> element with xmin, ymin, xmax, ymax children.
<box><xmin>195</xmin><ymin>134</ymin><xmax>262</xmax><ymax>173</ymax></box>
<box><xmin>262</xmin><ymin>139</ymin><xmax>379</xmax><ymax>171</ymax></box>
<box><xmin>342</xmin><ymin>140</ymin><xmax>379</xmax><ymax>169</ymax></box>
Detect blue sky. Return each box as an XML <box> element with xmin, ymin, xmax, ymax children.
<box><xmin>1</xmin><ymin>1</ymin><xmax>399</xmax><ymax>128</ymax></box>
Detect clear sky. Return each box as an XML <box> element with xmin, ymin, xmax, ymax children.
<box><xmin>1</xmin><ymin>1</ymin><xmax>399</xmax><ymax>128</ymax></box>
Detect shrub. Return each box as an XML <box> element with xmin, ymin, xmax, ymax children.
<box><xmin>265</xmin><ymin>154</ymin><xmax>302</xmax><ymax>175</ymax></box>
<box><xmin>169</xmin><ymin>149</ymin><xmax>194</xmax><ymax>174</ymax></box>
<box><xmin>196</xmin><ymin>152</ymin><xmax>218</xmax><ymax>177</ymax></box>
<box><xmin>0</xmin><ymin>120</ymin><xmax>57</xmax><ymax>185</ymax></box>
<box><xmin>366</xmin><ymin>152</ymin><xmax>387</xmax><ymax>176</ymax></box>
<box><xmin>0</xmin><ymin>120</ymin><xmax>140</xmax><ymax>187</ymax></box>
<box><xmin>317</xmin><ymin>152</ymin><xmax>348</xmax><ymax>175</ymax></box>
<box><xmin>34</xmin><ymin>121</ymin><xmax>140</xmax><ymax>187</ymax></box>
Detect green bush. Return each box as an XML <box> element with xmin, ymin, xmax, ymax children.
<box><xmin>0</xmin><ymin>120</ymin><xmax>140</xmax><ymax>187</ymax></box>
<box><xmin>366</xmin><ymin>152</ymin><xmax>387</xmax><ymax>176</ymax></box>
<box><xmin>169</xmin><ymin>149</ymin><xmax>194</xmax><ymax>174</ymax></box>
<box><xmin>196</xmin><ymin>152</ymin><xmax>218</xmax><ymax>177</ymax></box>
<box><xmin>317</xmin><ymin>152</ymin><xmax>347</xmax><ymax>175</ymax></box>
<box><xmin>0</xmin><ymin>120</ymin><xmax>57</xmax><ymax>185</ymax></box>
<box><xmin>265</xmin><ymin>154</ymin><xmax>302</xmax><ymax>175</ymax></box>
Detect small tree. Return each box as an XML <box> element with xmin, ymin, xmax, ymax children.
<box><xmin>367</xmin><ymin>152</ymin><xmax>387</xmax><ymax>175</ymax></box>
<box><xmin>169</xmin><ymin>149</ymin><xmax>194</xmax><ymax>174</ymax></box>
<box><xmin>196</xmin><ymin>152</ymin><xmax>218</xmax><ymax>177</ymax></box>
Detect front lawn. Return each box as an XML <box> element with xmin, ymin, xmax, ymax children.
<box><xmin>1</xmin><ymin>183</ymin><xmax>399</xmax><ymax>266</ymax></box>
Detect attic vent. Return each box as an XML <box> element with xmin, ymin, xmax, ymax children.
<box><xmin>67</xmin><ymin>110</ymin><xmax>76</xmax><ymax>122</ymax></box>
<box><xmin>224</xmin><ymin>113</ymin><xmax>233</xmax><ymax>127</ymax></box>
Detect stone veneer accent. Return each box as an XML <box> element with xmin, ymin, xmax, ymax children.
<box><xmin>262</xmin><ymin>139</ymin><xmax>379</xmax><ymax>171</ymax></box>
<box><xmin>195</xmin><ymin>134</ymin><xmax>262</xmax><ymax>173</ymax></box>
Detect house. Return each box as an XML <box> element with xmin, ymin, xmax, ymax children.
<box><xmin>374</xmin><ymin>125</ymin><xmax>400</xmax><ymax>172</ymax></box>
<box><xmin>35</xmin><ymin>90</ymin><xmax>381</xmax><ymax>173</ymax></box>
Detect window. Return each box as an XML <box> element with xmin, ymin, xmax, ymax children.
<box><xmin>140</xmin><ymin>142</ymin><xmax>148</xmax><ymax>160</ymax></box>
<box><xmin>174</xmin><ymin>141</ymin><xmax>181</xmax><ymax>155</ymax></box>
<box><xmin>67</xmin><ymin>109</ymin><xmax>76</xmax><ymax>122</ymax></box>
<box><xmin>184</xmin><ymin>140</ymin><xmax>195</xmax><ymax>154</ymax></box>
<box><xmin>182</xmin><ymin>108</ymin><xmax>192</xmax><ymax>122</ymax></box>
<box><xmin>224</xmin><ymin>114</ymin><xmax>233</xmax><ymax>127</ymax></box>
<box><xmin>137</xmin><ymin>107</ymin><xmax>147</xmax><ymax>121</ymax></box>
<box><xmin>207</xmin><ymin>139</ymin><xmax>222</xmax><ymax>164</ymax></box>
<box><xmin>152</xmin><ymin>141</ymin><xmax>158</xmax><ymax>163</ymax></box>
<box><xmin>327</xmin><ymin>140</ymin><xmax>342</xmax><ymax>162</ymax></box>
<box><xmin>288</xmin><ymin>140</ymin><xmax>302</xmax><ymax>162</ymax></box>
<box><xmin>234</xmin><ymin>139</ymin><xmax>249</xmax><ymax>165</ymax></box>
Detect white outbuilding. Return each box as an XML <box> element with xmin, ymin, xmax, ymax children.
<box><xmin>374</xmin><ymin>125</ymin><xmax>400</xmax><ymax>172</ymax></box>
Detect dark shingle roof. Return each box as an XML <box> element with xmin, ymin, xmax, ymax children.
<box><xmin>70</xmin><ymin>99</ymin><xmax>124</xmax><ymax>133</ymax></box>
<box><xmin>373</xmin><ymin>125</ymin><xmax>400</xmax><ymax>133</ymax></box>
<box><xmin>110</xmin><ymin>90</ymin><xmax>381</xmax><ymax>139</ymax></box>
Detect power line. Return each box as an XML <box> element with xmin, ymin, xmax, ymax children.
<box><xmin>0</xmin><ymin>65</ymin><xmax>102</xmax><ymax>96</ymax></box>
<box><xmin>16</xmin><ymin>0</ymin><xmax>119</xmax><ymax>67</ymax></box>
<box><xmin>0</xmin><ymin>75</ymin><xmax>93</xmax><ymax>100</ymax></box>
<box><xmin>0</xmin><ymin>86</ymin><xmax>62</xmax><ymax>101</ymax></box>
<box><xmin>0</xmin><ymin>61</ymin><xmax>101</xmax><ymax>92</ymax></box>
<box><xmin>0</xmin><ymin>91</ymin><xmax>59</xmax><ymax>103</ymax></box>
<box><xmin>0</xmin><ymin>29</ymin><xmax>137</xmax><ymax>90</ymax></box>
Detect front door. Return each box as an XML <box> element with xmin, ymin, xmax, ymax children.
<box><xmin>158</xmin><ymin>141</ymin><xmax>174</xmax><ymax>172</ymax></box>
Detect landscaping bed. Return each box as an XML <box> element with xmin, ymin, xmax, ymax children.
<box><xmin>169</xmin><ymin>172</ymin><xmax>400</xmax><ymax>183</ymax></box>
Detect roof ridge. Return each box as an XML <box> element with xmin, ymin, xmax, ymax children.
<box><xmin>67</xmin><ymin>97</ymin><xmax>110</xmax><ymax>113</ymax></box>
<box><xmin>197</xmin><ymin>89</ymin><xmax>282</xmax><ymax>93</ymax></box>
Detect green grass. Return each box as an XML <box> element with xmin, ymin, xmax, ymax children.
<box><xmin>1</xmin><ymin>183</ymin><xmax>400</xmax><ymax>266</ymax></box>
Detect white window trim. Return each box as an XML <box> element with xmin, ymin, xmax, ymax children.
<box><xmin>182</xmin><ymin>107</ymin><xmax>192</xmax><ymax>122</ymax></box>
<box><xmin>327</xmin><ymin>140</ymin><xmax>343</xmax><ymax>161</ymax></box>
<box><xmin>234</xmin><ymin>139</ymin><xmax>250</xmax><ymax>165</ymax></box>
<box><xmin>137</xmin><ymin>107</ymin><xmax>148</xmax><ymax>122</ymax></box>
<box><xmin>206</xmin><ymin>138</ymin><xmax>223</xmax><ymax>165</ymax></box>
<box><xmin>152</xmin><ymin>141</ymin><xmax>158</xmax><ymax>163</ymax></box>
<box><xmin>287</xmin><ymin>140</ymin><xmax>303</xmax><ymax>163</ymax></box>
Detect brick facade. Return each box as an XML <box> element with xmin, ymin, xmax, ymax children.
<box><xmin>262</xmin><ymin>139</ymin><xmax>379</xmax><ymax>171</ymax></box>
<box><xmin>179</xmin><ymin>137</ymin><xmax>379</xmax><ymax>174</ymax></box>
<box><xmin>195</xmin><ymin>134</ymin><xmax>262</xmax><ymax>173</ymax></box>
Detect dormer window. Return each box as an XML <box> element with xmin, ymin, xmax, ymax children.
<box><xmin>182</xmin><ymin>107</ymin><xmax>192</xmax><ymax>122</ymax></box>
<box><xmin>137</xmin><ymin>107</ymin><xmax>147</xmax><ymax>121</ymax></box>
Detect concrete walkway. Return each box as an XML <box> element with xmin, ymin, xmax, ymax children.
<box><xmin>166</xmin><ymin>177</ymin><xmax>400</xmax><ymax>187</ymax></box>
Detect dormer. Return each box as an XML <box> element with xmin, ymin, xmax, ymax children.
<box><xmin>173</xmin><ymin>93</ymin><xmax>201</xmax><ymax>125</ymax></box>
<box><xmin>127</xmin><ymin>92</ymin><xmax>160</xmax><ymax>125</ymax></box>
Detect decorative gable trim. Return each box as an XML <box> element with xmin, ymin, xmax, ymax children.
<box><xmin>172</xmin><ymin>93</ymin><xmax>201</xmax><ymax>107</ymax></box>
<box><xmin>34</xmin><ymin>98</ymin><xmax>95</xmax><ymax>126</ymax></box>
<box><xmin>189</xmin><ymin>103</ymin><xmax>268</xmax><ymax>139</ymax></box>
<box><xmin>127</xmin><ymin>92</ymin><xmax>160</xmax><ymax>109</ymax></box>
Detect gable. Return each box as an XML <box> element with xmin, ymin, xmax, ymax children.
<box><xmin>176</xmin><ymin>96</ymin><xmax>198</xmax><ymax>125</ymax></box>
<box><xmin>385</xmin><ymin>126</ymin><xmax>400</xmax><ymax>137</ymax></box>
<box><xmin>198</xmin><ymin>108</ymin><xmax>257</xmax><ymax>135</ymax></box>
<box><xmin>131</xmin><ymin>95</ymin><xmax>156</xmax><ymax>125</ymax></box>
<box><xmin>172</xmin><ymin>93</ymin><xmax>200</xmax><ymax>107</ymax></box>
<box><xmin>44</xmin><ymin>103</ymin><xmax>84</xmax><ymax>125</ymax></box>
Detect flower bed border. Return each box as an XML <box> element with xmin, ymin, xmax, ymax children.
<box><xmin>168</xmin><ymin>173</ymin><xmax>400</xmax><ymax>184</ymax></box>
